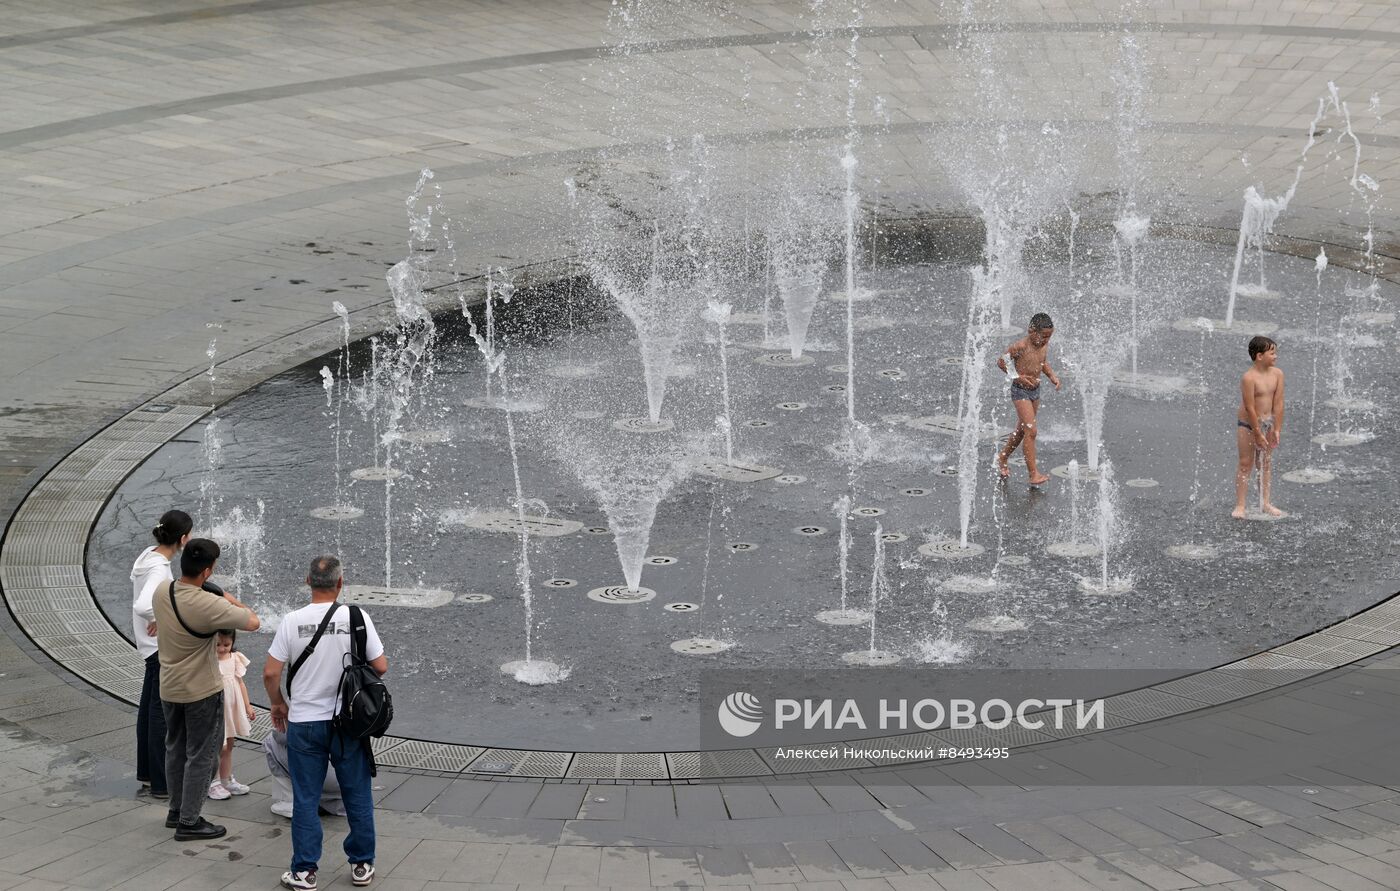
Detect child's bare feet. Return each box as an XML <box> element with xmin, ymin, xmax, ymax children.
<box><xmin>1028</xmin><ymin>472</ymin><xmax>1050</xmax><ymax>486</ymax></box>
<box><xmin>1263</xmin><ymin>503</ymin><xmax>1286</xmax><ymax>517</ymax></box>
<box><xmin>1231</xmin><ymin>505</ymin><xmax>1247</xmax><ymax>519</ymax></box>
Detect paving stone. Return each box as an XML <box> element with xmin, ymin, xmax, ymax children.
<box><xmin>1255</xmin><ymin>823</ymin><xmax>1370</xmax><ymax>865</ymax></box>
<box><xmin>1099</xmin><ymin>849</ymin><xmax>1199</xmax><ymax>890</ymax></box>
<box><xmin>976</xmin><ymin>861</ymin><xmax>1100</xmax><ymax>891</ymax></box>
<box><xmin>743</xmin><ymin>843</ymin><xmax>807</xmax><ymax>885</ymax></box>
<box><xmin>697</xmin><ymin>845</ymin><xmax>757</xmax><ymax>885</ymax></box>
<box><xmin>424</xmin><ymin>779</ymin><xmax>494</xmax><ymax>817</ymax></box>
<box><xmin>916</xmin><ymin>830</ymin><xmax>1005</xmax><ymax>870</ymax></box>
<box><xmin>648</xmin><ymin>845</ymin><xmax>704</xmax><ymax>885</ymax></box>
<box><xmin>871</xmin><ymin>833</ymin><xmax>951</xmax><ymax>875</ymax></box>
<box><xmin>1057</xmin><ymin>855</ymin><xmax>1158</xmax><ymax>891</ymax></box>
<box><xmin>785</xmin><ymin>841</ymin><xmax>858</xmax><ymax>883</ymax></box>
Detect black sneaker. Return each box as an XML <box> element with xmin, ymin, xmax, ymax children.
<box><xmin>165</xmin><ymin>809</ymin><xmax>180</xmax><ymax>828</ymax></box>
<box><xmin>151</xmin><ymin>789</ymin><xmax>170</xmax><ymax>800</ymax></box>
<box><xmin>173</xmin><ymin>817</ymin><xmax>227</xmax><ymax>841</ymax></box>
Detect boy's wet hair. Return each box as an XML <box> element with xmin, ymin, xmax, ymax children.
<box><xmin>1248</xmin><ymin>335</ymin><xmax>1276</xmax><ymax>359</ymax></box>
<box><xmin>216</xmin><ymin>628</ymin><xmax>237</xmax><ymax>647</ymax></box>
<box><xmin>1029</xmin><ymin>312</ymin><xmax>1054</xmax><ymax>330</ymax></box>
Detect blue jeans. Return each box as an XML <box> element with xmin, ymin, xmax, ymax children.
<box><xmin>286</xmin><ymin>721</ymin><xmax>375</xmax><ymax>872</ymax></box>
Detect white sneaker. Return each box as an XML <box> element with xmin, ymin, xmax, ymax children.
<box><xmin>270</xmin><ymin>800</ymin><xmax>294</xmax><ymax>818</ymax></box>
<box><xmin>281</xmin><ymin>870</ymin><xmax>316</xmax><ymax>890</ymax></box>
<box><xmin>351</xmin><ymin>862</ymin><xmax>374</xmax><ymax>886</ymax></box>
<box><xmin>223</xmin><ymin>777</ymin><xmax>250</xmax><ymax>795</ymax></box>
<box><xmin>207</xmin><ymin>781</ymin><xmax>231</xmax><ymax>800</ymax></box>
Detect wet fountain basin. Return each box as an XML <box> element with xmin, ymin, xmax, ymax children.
<box><xmin>87</xmin><ymin>243</ymin><xmax>1399</xmax><ymax>750</ymax></box>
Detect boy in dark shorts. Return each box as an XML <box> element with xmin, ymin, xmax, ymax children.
<box><xmin>1233</xmin><ymin>335</ymin><xmax>1285</xmax><ymax>518</ymax></box>
<box><xmin>996</xmin><ymin>313</ymin><xmax>1062</xmax><ymax>485</ymax></box>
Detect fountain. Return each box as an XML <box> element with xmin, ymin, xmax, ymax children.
<box><xmin>815</xmin><ymin>495</ymin><xmax>871</xmax><ymax>626</ymax></box>
<box><xmin>842</xmin><ymin>524</ymin><xmax>899</xmax><ymax>665</ymax></box>
<box><xmin>704</xmin><ymin>300</ymin><xmax>736</xmax><ymax>464</ymax></box>
<box><xmin>1078</xmin><ymin>459</ymin><xmax>1131</xmax><ymax>595</ymax></box>
<box><xmin>79</xmin><ymin>2</ymin><xmax>1400</xmax><ymax>752</ymax></box>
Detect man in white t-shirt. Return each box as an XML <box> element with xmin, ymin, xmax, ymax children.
<box><xmin>263</xmin><ymin>556</ymin><xmax>386</xmax><ymax>891</ymax></box>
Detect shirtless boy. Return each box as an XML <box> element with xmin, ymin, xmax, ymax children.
<box><xmin>1233</xmin><ymin>335</ymin><xmax>1285</xmax><ymax>518</ymax></box>
<box><xmin>996</xmin><ymin>313</ymin><xmax>1062</xmax><ymax>486</ymax></box>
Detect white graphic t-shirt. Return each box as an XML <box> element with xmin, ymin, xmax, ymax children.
<box><xmin>269</xmin><ymin>602</ymin><xmax>384</xmax><ymax>723</ymax></box>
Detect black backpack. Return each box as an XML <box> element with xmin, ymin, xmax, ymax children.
<box><xmin>332</xmin><ymin>604</ymin><xmax>393</xmax><ymax>741</ymax></box>
<box><xmin>287</xmin><ymin>603</ymin><xmax>393</xmax><ymax>772</ymax></box>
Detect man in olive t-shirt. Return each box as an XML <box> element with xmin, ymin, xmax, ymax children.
<box><xmin>152</xmin><ymin>538</ymin><xmax>260</xmax><ymax>841</ymax></box>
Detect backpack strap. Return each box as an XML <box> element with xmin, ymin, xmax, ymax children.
<box><xmin>287</xmin><ymin>602</ymin><xmax>340</xmax><ymax>695</ymax></box>
<box><xmin>168</xmin><ymin>581</ymin><xmax>216</xmax><ymax>639</ymax></box>
<box><xmin>347</xmin><ymin>604</ymin><xmax>368</xmax><ymax>665</ymax></box>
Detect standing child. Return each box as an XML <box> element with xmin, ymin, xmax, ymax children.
<box><xmin>209</xmin><ymin>630</ymin><xmax>256</xmax><ymax>800</ymax></box>
<box><xmin>1233</xmin><ymin>335</ymin><xmax>1285</xmax><ymax>518</ymax></box>
<box><xmin>996</xmin><ymin>312</ymin><xmax>1062</xmax><ymax>485</ymax></box>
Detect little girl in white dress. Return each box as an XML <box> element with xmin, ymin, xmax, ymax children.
<box><xmin>209</xmin><ymin>629</ymin><xmax>256</xmax><ymax>800</ymax></box>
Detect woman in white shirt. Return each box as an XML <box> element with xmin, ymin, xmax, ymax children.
<box><xmin>130</xmin><ymin>509</ymin><xmax>192</xmax><ymax>799</ymax></box>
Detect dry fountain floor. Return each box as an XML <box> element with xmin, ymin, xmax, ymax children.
<box><xmin>2</xmin><ymin>0</ymin><xmax>1400</xmax><ymax>888</ymax></box>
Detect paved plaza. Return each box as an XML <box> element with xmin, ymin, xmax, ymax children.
<box><xmin>1</xmin><ymin>0</ymin><xmax>1400</xmax><ymax>888</ymax></box>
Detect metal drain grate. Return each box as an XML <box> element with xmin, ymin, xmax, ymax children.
<box><xmin>774</xmin><ymin>474</ymin><xmax>807</xmax><ymax>484</ymax></box>
<box><xmin>670</xmin><ymin>637</ymin><xmax>729</xmax><ymax>654</ymax></box>
<box><xmin>612</xmin><ymin>417</ymin><xmax>675</xmax><ymax>434</ymax></box>
<box><xmin>567</xmin><ymin>753</ymin><xmax>668</xmax><ymax>780</ymax></box>
<box><xmin>587</xmin><ymin>585</ymin><xmax>656</xmax><ymax>604</ymax></box>
<box><xmin>880</xmin><ymin>532</ymin><xmax>908</xmax><ymax>543</ymax></box>
<box><xmin>851</xmin><ymin>506</ymin><xmax>885</xmax><ymax>517</ymax></box>
<box><xmin>458</xmin><ymin>593</ymin><xmax>494</xmax><ymax>604</ymax></box>
<box><xmin>6</xmin><ymin>587</ymin><xmax>98</xmax><ymax>613</ymax></box>
<box><xmin>754</xmin><ymin>353</ymin><xmax>815</xmax><ymax>368</ymax></box>
<box><xmin>666</xmin><ymin>750</ymin><xmax>771</xmax><ymax>778</ymax></box>
<box><xmin>542</xmin><ymin>578</ymin><xmax>577</xmax><ymax>589</ymax></box>
<box><xmin>1046</xmin><ymin>541</ymin><xmax>1099</xmax><ymax>558</ymax></box>
<box><xmin>310</xmin><ymin>505</ymin><xmax>364</xmax><ymax>520</ymax></box>
<box><xmin>917</xmin><ymin>540</ymin><xmax>985</xmax><ymax>559</ymax></box>
<box><xmin>350</xmin><ymin>467</ymin><xmax>403</xmax><ymax>481</ymax></box>
<box><xmin>776</xmin><ymin>402</ymin><xmax>809</xmax><ymax>411</ymax></box>
<box><xmin>726</xmin><ymin>542</ymin><xmax>757</xmax><ymax>553</ymax></box>
<box><xmin>965</xmin><ymin>615</ymin><xmax>1030</xmax><ymax>633</ymax></box>
<box><xmin>792</xmin><ymin>525</ymin><xmax>828</xmax><ymax>536</ymax></box>
<box><xmin>1282</xmin><ymin>468</ymin><xmax>1335</xmax><ymax>484</ymax></box>
<box><xmin>0</xmin><ymin>565</ymin><xmax>85</xmax><ymax>589</ymax></box>
<box><xmin>469</xmin><ymin>749</ymin><xmax>571</xmax><ymax>778</ymax></box>
<box><xmin>1050</xmin><ymin>464</ymin><xmax>1102</xmax><ymax>481</ymax></box>
<box><xmin>646</xmin><ymin>556</ymin><xmax>677</xmax><ymax>566</ymax></box>
<box><xmin>1125</xmin><ymin>478</ymin><xmax>1159</xmax><ymax>488</ymax></box>
<box><xmin>339</xmin><ymin>586</ymin><xmax>454</xmax><ymax>609</ymax></box>
<box><xmin>1165</xmin><ymin>544</ymin><xmax>1218</xmax><ymax>560</ymax></box>
<box><xmin>664</xmin><ymin>602</ymin><xmax>699</xmax><ymax>613</ymax></box>
<box><xmin>902</xmin><ymin>488</ymin><xmax>930</xmax><ymax>497</ymax></box>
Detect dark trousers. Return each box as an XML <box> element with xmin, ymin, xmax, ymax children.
<box><xmin>163</xmin><ymin>692</ymin><xmax>223</xmax><ymax>824</ymax></box>
<box><xmin>136</xmin><ymin>654</ymin><xmax>168</xmax><ymax>795</ymax></box>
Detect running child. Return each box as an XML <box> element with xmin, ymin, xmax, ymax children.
<box><xmin>1233</xmin><ymin>335</ymin><xmax>1285</xmax><ymax>518</ymax></box>
<box><xmin>996</xmin><ymin>312</ymin><xmax>1062</xmax><ymax>485</ymax></box>
<box><xmin>209</xmin><ymin>629</ymin><xmax>256</xmax><ymax>800</ymax></box>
